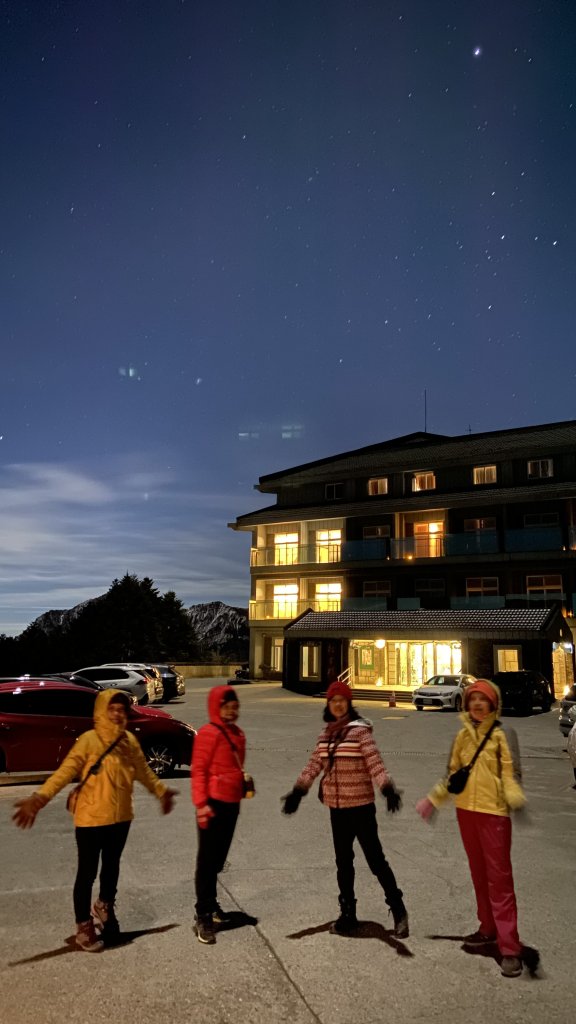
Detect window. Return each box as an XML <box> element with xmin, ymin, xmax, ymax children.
<box><xmin>301</xmin><ymin>642</ymin><xmax>321</xmax><ymax>679</ymax></box>
<box><xmin>363</xmin><ymin>525</ymin><xmax>391</xmax><ymax>539</ymax></box>
<box><xmin>415</xmin><ymin>578</ymin><xmax>445</xmax><ymax>595</ymax></box>
<box><xmin>466</xmin><ymin>577</ymin><xmax>499</xmax><ymax>596</ymax></box>
<box><xmin>314</xmin><ymin>582</ymin><xmax>341</xmax><ymax>610</ymax></box>
<box><xmin>527</xmin><ymin>459</ymin><xmax>553</xmax><ymax>479</ymax></box>
<box><xmin>363</xmin><ymin>580</ymin><xmax>391</xmax><ymax>597</ymax></box>
<box><xmin>495</xmin><ymin>646</ymin><xmax>521</xmax><ymax>672</ymax></box>
<box><xmin>315</xmin><ymin>529</ymin><xmax>341</xmax><ymax>562</ymax></box>
<box><xmin>464</xmin><ymin>517</ymin><xmax>497</xmax><ymax>532</ymax></box>
<box><xmin>526</xmin><ymin>574</ymin><xmax>562</xmax><ymax>595</ymax></box>
<box><xmin>473</xmin><ymin>465</ymin><xmax>497</xmax><ymax>485</ymax></box>
<box><xmin>272</xmin><ymin>583</ymin><xmax>299</xmax><ymax>618</ymax></box>
<box><xmin>524</xmin><ymin>512</ymin><xmax>559</xmax><ymax>527</ymax></box>
<box><xmin>325</xmin><ymin>482</ymin><xmax>344</xmax><ymax>500</ymax></box>
<box><xmin>273</xmin><ymin>533</ymin><xmax>298</xmax><ymax>565</ymax></box>
<box><xmin>412</xmin><ymin>472</ymin><xmax>436</xmax><ymax>492</ymax></box>
<box><xmin>367</xmin><ymin>477</ymin><xmax>388</xmax><ymax>496</ymax></box>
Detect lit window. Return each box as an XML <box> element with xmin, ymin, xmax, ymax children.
<box><xmin>315</xmin><ymin>582</ymin><xmax>341</xmax><ymax>611</ymax></box>
<box><xmin>368</xmin><ymin>477</ymin><xmax>388</xmax><ymax>496</ymax></box>
<box><xmin>325</xmin><ymin>482</ymin><xmax>344</xmax><ymax>500</ymax></box>
<box><xmin>527</xmin><ymin>459</ymin><xmax>553</xmax><ymax>479</ymax></box>
<box><xmin>473</xmin><ymin>465</ymin><xmax>497</xmax><ymax>485</ymax></box>
<box><xmin>301</xmin><ymin>642</ymin><xmax>321</xmax><ymax>679</ymax></box>
<box><xmin>526</xmin><ymin>575</ymin><xmax>562</xmax><ymax>595</ymax></box>
<box><xmin>363</xmin><ymin>580</ymin><xmax>391</xmax><ymax>597</ymax></box>
<box><xmin>272</xmin><ymin>584</ymin><xmax>299</xmax><ymax>618</ymax></box>
<box><xmin>464</xmin><ymin>517</ymin><xmax>497</xmax><ymax>531</ymax></box>
<box><xmin>316</xmin><ymin>529</ymin><xmax>341</xmax><ymax>562</ymax></box>
<box><xmin>273</xmin><ymin>533</ymin><xmax>298</xmax><ymax>565</ymax></box>
<box><xmin>412</xmin><ymin>472</ymin><xmax>436</xmax><ymax>492</ymax></box>
<box><xmin>466</xmin><ymin>577</ymin><xmax>499</xmax><ymax>596</ymax></box>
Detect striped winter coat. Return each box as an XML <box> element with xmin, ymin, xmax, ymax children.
<box><xmin>296</xmin><ymin>718</ymin><xmax>391</xmax><ymax>809</ymax></box>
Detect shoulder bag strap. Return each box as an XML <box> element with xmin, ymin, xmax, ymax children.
<box><xmin>74</xmin><ymin>734</ymin><xmax>124</xmax><ymax>797</ymax></box>
<box><xmin>213</xmin><ymin>723</ymin><xmax>243</xmax><ymax>771</ymax></box>
<box><xmin>466</xmin><ymin>720</ymin><xmax>498</xmax><ymax>771</ymax></box>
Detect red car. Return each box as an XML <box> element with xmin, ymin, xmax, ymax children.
<box><xmin>0</xmin><ymin>679</ymin><xmax>195</xmax><ymax>777</ymax></box>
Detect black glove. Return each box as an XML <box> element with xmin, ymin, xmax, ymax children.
<box><xmin>381</xmin><ymin>782</ymin><xmax>402</xmax><ymax>813</ymax></box>
<box><xmin>281</xmin><ymin>785</ymin><xmax>307</xmax><ymax>815</ymax></box>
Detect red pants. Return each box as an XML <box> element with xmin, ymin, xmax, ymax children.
<box><xmin>457</xmin><ymin>808</ymin><xmax>521</xmax><ymax>956</ymax></box>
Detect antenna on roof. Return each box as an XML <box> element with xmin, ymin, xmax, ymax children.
<box><xmin>424</xmin><ymin>389</ymin><xmax>427</xmax><ymax>432</ymax></box>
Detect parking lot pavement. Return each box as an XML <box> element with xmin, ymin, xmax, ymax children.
<box><xmin>0</xmin><ymin>678</ymin><xmax>573</xmax><ymax>1024</ymax></box>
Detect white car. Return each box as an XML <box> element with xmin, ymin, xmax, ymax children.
<box><xmin>73</xmin><ymin>666</ymin><xmax>156</xmax><ymax>705</ymax></box>
<box><xmin>101</xmin><ymin>663</ymin><xmax>164</xmax><ymax>703</ymax></box>
<box><xmin>413</xmin><ymin>674</ymin><xmax>477</xmax><ymax>712</ymax></box>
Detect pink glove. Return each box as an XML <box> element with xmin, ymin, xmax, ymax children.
<box><xmin>415</xmin><ymin>797</ymin><xmax>436</xmax><ymax>822</ymax></box>
<box><xmin>196</xmin><ymin>804</ymin><xmax>215</xmax><ymax>830</ymax></box>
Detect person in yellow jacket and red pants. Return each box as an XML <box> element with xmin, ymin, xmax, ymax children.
<box><xmin>416</xmin><ymin>678</ymin><xmax>537</xmax><ymax>979</ymax></box>
<box><xmin>13</xmin><ymin>689</ymin><xmax>177</xmax><ymax>952</ymax></box>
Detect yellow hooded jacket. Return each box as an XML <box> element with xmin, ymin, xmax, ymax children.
<box><xmin>428</xmin><ymin>683</ymin><xmax>526</xmax><ymax>816</ymax></box>
<box><xmin>36</xmin><ymin>689</ymin><xmax>167</xmax><ymax>826</ymax></box>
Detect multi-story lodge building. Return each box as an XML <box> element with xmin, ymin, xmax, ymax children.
<box><xmin>229</xmin><ymin>420</ymin><xmax>576</xmax><ymax>698</ymax></box>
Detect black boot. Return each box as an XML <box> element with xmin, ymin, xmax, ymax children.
<box><xmin>389</xmin><ymin>899</ymin><xmax>409</xmax><ymax>939</ymax></box>
<box><xmin>330</xmin><ymin>897</ymin><xmax>358</xmax><ymax>935</ymax></box>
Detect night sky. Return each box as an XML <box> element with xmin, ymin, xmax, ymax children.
<box><xmin>1</xmin><ymin>0</ymin><xmax>575</xmax><ymax>634</ymax></box>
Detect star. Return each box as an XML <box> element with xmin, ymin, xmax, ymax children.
<box><xmin>473</xmin><ymin>47</ymin><xmax>482</xmax><ymax>58</ymax></box>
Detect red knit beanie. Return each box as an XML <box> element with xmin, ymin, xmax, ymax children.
<box><xmin>464</xmin><ymin>678</ymin><xmax>498</xmax><ymax>710</ymax></box>
<box><xmin>326</xmin><ymin>680</ymin><xmax>353</xmax><ymax>703</ymax></box>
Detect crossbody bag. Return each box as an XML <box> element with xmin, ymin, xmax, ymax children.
<box><xmin>66</xmin><ymin>734</ymin><xmax>124</xmax><ymax>814</ymax></box>
<box><xmin>213</xmin><ymin>724</ymin><xmax>255</xmax><ymax>799</ymax></box>
<box><xmin>446</xmin><ymin>721</ymin><xmax>497</xmax><ymax>795</ymax></box>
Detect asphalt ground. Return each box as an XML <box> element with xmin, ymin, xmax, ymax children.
<box><xmin>0</xmin><ymin>679</ymin><xmax>573</xmax><ymax>1024</ymax></box>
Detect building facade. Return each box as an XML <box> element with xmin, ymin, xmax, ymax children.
<box><xmin>229</xmin><ymin>421</ymin><xmax>576</xmax><ymax>697</ymax></box>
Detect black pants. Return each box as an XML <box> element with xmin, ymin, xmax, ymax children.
<box><xmin>329</xmin><ymin>802</ymin><xmax>403</xmax><ymax>910</ymax></box>
<box><xmin>195</xmin><ymin>800</ymin><xmax>239</xmax><ymax>917</ymax></box>
<box><xmin>73</xmin><ymin>822</ymin><xmax>131</xmax><ymax>923</ymax></box>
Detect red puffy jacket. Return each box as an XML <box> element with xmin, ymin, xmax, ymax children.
<box><xmin>191</xmin><ymin>685</ymin><xmax>246</xmax><ymax>805</ymax></box>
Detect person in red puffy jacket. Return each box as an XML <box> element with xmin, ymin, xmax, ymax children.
<box><xmin>191</xmin><ymin>685</ymin><xmax>247</xmax><ymax>944</ymax></box>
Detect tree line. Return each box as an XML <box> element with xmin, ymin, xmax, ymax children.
<box><xmin>0</xmin><ymin>574</ymin><xmax>201</xmax><ymax>675</ymax></box>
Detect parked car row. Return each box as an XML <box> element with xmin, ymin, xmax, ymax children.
<box><xmin>54</xmin><ymin>663</ymin><xmax>186</xmax><ymax>706</ymax></box>
<box><xmin>0</xmin><ymin>678</ymin><xmax>195</xmax><ymax>778</ymax></box>
<box><xmin>413</xmin><ymin>669</ymin><xmax>555</xmax><ymax>716</ymax></box>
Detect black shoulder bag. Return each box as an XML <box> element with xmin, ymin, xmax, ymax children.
<box><xmin>66</xmin><ymin>734</ymin><xmax>124</xmax><ymax>814</ymax></box>
<box><xmin>447</xmin><ymin>721</ymin><xmax>498</xmax><ymax>795</ymax></box>
<box><xmin>213</xmin><ymin>724</ymin><xmax>255</xmax><ymax>799</ymax></box>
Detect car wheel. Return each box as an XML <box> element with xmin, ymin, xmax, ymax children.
<box><xmin>541</xmin><ymin>692</ymin><xmax>552</xmax><ymax>713</ymax></box>
<box><xmin>454</xmin><ymin>695</ymin><xmax>462</xmax><ymax>712</ymax></box>
<box><xmin>416</xmin><ymin>705</ymin><xmax>423</xmax><ymax>711</ymax></box>
<box><xmin>515</xmin><ymin>697</ymin><xmax>532</xmax><ymax>716</ymax></box>
<box><xmin>144</xmin><ymin>742</ymin><xmax>175</xmax><ymax>777</ymax></box>
<box><xmin>0</xmin><ymin>749</ymin><xmax>5</xmax><ymax>773</ymax></box>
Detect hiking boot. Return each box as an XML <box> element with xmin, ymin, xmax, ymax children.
<box><xmin>75</xmin><ymin>919</ymin><xmax>104</xmax><ymax>952</ymax></box>
<box><xmin>501</xmin><ymin>956</ymin><xmax>522</xmax><ymax>978</ymax></box>
<box><xmin>463</xmin><ymin>929</ymin><xmax>496</xmax><ymax>946</ymax></box>
<box><xmin>212</xmin><ymin>902</ymin><xmax>232</xmax><ymax>925</ymax></box>
<box><xmin>93</xmin><ymin>898</ymin><xmax>120</xmax><ymax>937</ymax></box>
<box><xmin>390</xmin><ymin>902</ymin><xmax>409</xmax><ymax>939</ymax></box>
<box><xmin>194</xmin><ymin>915</ymin><xmax>216</xmax><ymax>945</ymax></box>
<box><xmin>330</xmin><ymin>898</ymin><xmax>358</xmax><ymax>935</ymax></box>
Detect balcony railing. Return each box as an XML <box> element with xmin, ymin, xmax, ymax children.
<box><xmin>251</xmin><ymin>527</ymin><xmax>567</xmax><ymax>567</ymax></box>
<box><xmin>249</xmin><ymin>598</ymin><xmax>341</xmax><ymax>620</ymax></box>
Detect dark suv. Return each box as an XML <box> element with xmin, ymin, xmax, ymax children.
<box><xmin>0</xmin><ymin>679</ymin><xmax>195</xmax><ymax>777</ymax></box>
<box><xmin>492</xmin><ymin>670</ymin><xmax>554</xmax><ymax>715</ymax></box>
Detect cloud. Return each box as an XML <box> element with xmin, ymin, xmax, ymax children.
<box><xmin>0</xmin><ymin>457</ymin><xmax>257</xmax><ymax>635</ymax></box>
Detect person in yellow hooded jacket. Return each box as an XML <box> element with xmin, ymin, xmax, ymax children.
<box><xmin>416</xmin><ymin>678</ymin><xmax>534</xmax><ymax>980</ymax></box>
<box><xmin>12</xmin><ymin>689</ymin><xmax>177</xmax><ymax>952</ymax></box>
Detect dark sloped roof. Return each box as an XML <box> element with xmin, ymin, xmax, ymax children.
<box><xmin>257</xmin><ymin>420</ymin><xmax>576</xmax><ymax>489</ymax></box>
<box><xmin>284</xmin><ymin>607</ymin><xmax>562</xmax><ymax>638</ymax></box>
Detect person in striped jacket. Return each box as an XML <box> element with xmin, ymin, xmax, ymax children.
<box><xmin>281</xmin><ymin>680</ymin><xmax>408</xmax><ymax>937</ymax></box>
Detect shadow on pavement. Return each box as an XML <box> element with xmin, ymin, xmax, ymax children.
<box><xmin>428</xmin><ymin>934</ymin><xmax>541</xmax><ymax>977</ymax></box>
<box><xmin>8</xmin><ymin>922</ymin><xmax>180</xmax><ymax>966</ymax></box>
<box><xmin>214</xmin><ymin>911</ymin><xmax>259</xmax><ymax>931</ymax></box>
<box><xmin>287</xmin><ymin>919</ymin><xmax>413</xmax><ymax>957</ymax></box>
